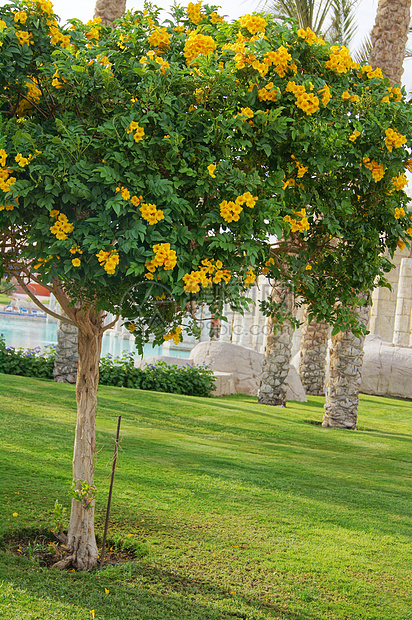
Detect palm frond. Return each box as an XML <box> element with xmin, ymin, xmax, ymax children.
<box><xmin>353</xmin><ymin>33</ymin><xmax>373</xmax><ymax>64</ymax></box>
<box><xmin>326</xmin><ymin>0</ymin><xmax>358</xmax><ymax>45</ymax></box>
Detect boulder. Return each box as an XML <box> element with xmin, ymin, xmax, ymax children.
<box><xmin>189</xmin><ymin>341</ymin><xmax>307</xmax><ymax>401</ymax></box>
<box><xmin>360</xmin><ymin>334</ymin><xmax>412</xmax><ymax>399</ymax></box>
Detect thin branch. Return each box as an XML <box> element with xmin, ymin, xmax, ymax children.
<box><xmin>102</xmin><ymin>315</ymin><xmax>119</xmax><ymax>332</ymax></box>
<box><xmin>13</xmin><ymin>273</ymin><xmax>76</xmax><ymax>325</ymax></box>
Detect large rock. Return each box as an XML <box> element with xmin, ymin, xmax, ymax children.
<box><xmin>360</xmin><ymin>334</ymin><xmax>412</xmax><ymax>399</ymax></box>
<box><xmin>189</xmin><ymin>341</ymin><xmax>307</xmax><ymax>402</ymax></box>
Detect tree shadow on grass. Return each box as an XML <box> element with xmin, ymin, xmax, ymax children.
<box><xmin>0</xmin><ymin>551</ymin><xmax>316</xmax><ymax>620</ymax></box>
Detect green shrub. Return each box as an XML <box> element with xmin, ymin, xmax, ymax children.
<box><xmin>0</xmin><ymin>335</ymin><xmax>55</xmax><ymax>379</ymax></box>
<box><xmin>0</xmin><ymin>337</ymin><xmax>215</xmax><ymax>397</ymax></box>
<box><xmin>99</xmin><ymin>353</ymin><xmax>216</xmax><ymax>397</ymax></box>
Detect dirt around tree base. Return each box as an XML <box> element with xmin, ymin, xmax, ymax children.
<box><xmin>2</xmin><ymin>530</ymin><xmax>147</xmax><ymax>570</ymax></box>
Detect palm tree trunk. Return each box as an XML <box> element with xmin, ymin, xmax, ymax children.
<box><xmin>258</xmin><ymin>284</ymin><xmax>294</xmax><ymax>407</ymax></box>
<box><xmin>94</xmin><ymin>0</ymin><xmax>126</xmax><ymax>26</ymax></box>
<box><xmin>54</xmin><ymin>316</ymin><xmax>78</xmax><ymax>384</ymax></box>
<box><xmin>322</xmin><ymin>305</ymin><xmax>369</xmax><ymax>429</ymax></box>
<box><xmin>369</xmin><ymin>0</ymin><xmax>411</xmax><ymax>85</ymax></box>
<box><xmin>299</xmin><ymin>308</ymin><xmax>330</xmax><ymax>396</ymax></box>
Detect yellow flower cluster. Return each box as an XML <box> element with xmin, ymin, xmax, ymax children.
<box><xmin>210</xmin><ymin>12</ymin><xmax>224</xmax><ymax>24</ymax></box>
<box><xmin>26</xmin><ymin>79</ymin><xmax>42</xmax><ymax>102</ymax></box>
<box><xmin>149</xmin><ymin>27</ymin><xmax>171</xmax><ymax>49</ymax></box>
<box><xmin>325</xmin><ymin>46</ymin><xmax>354</xmax><ymax>73</ymax></box>
<box><xmin>139</xmin><ymin>202</ymin><xmax>164</xmax><ymax>225</ymax></box>
<box><xmin>0</xmin><ymin>166</ymin><xmax>16</xmax><ymax>193</ymax></box>
<box><xmin>239</xmin><ymin>14</ymin><xmax>267</xmax><ymax>35</ymax></box>
<box><xmin>183</xmin><ymin>259</ymin><xmax>231</xmax><ymax>292</ymax></box>
<box><xmin>349</xmin><ymin>130</ymin><xmax>361</xmax><ymax>142</ymax></box>
<box><xmin>15</xmin><ymin>30</ymin><xmax>33</xmax><ymax>46</ymax></box>
<box><xmin>283</xmin><ymin>208</ymin><xmax>309</xmax><ymax>233</ymax></box>
<box><xmin>264</xmin><ymin>46</ymin><xmax>295</xmax><ymax>78</ymax></box>
<box><xmin>219</xmin><ymin>192</ymin><xmax>257</xmax><ymax>223</ymax></box>
<box><xmin>34</xmin><ymin>0</ymin><xmax>54</xmax><ymax>14</ymax></box>
<box><xmin>392</xmin><ymin>174</ymin><xmax>408</xmax><ymax>192</ymax></box>
<box><xmin>187</xmin><ymin>1</ymin><xmax>202</xmax><ymax>24</ymax></box>
<box><xmin>52</xmin><ymin>68</ymin><xmax>67</xmax><ymax>89</ymax></box>
<box><xmin>291</xmin><ymin>155</ymin><xmax>308</xmax><ymax>178</ymax></box>
<box><xmin>382</xmin><ymin>86</ymin><xmax>402</xmax><ymax>103</ymax></box>
<box><xmin>362</xmin><ymin>158</ymin><xmax>385</xmax><ymax>182</ymax></box>
<box><xmin>318</xmin><ymin>85</ymin><xmax>332</xmax><ymax>106</ymax></box>
<box><xmin>50</xmin><ymin>213</ymin><xmax>74</xmax><ymax>240</ymax></box>
<box><xmin>220</xmin><ymin>200</ymin><xmax>241</xmax><ymax>222</ymax></box>
<box><xmin>394</xmin><ymin>207</ymin><xmax>406</xmax><ymax>219</ymax></box>
<box><xmin>385</xmin><ymin>128</ymin><xmax>406</xmax><ymax>152</ymax></box>
<box><xmin>49</xmin><ymin>23</ymin><xmax>71</xmax><ymax>48</ymax></box>
<box><xmin>341</xmin><ymin>90</ymin><xmax>359</xmax><ymax>102</ymax></box>
<box><xmin>238</xmin><ymin>191</ymin><xmax>258</xmax><ymax>208</ymax></box>
<box><xmin>0</xmin><ymin>202</ymin><xmax>15</xmax><ymax>211</ymax></box>
<box><xmin>140</xmin><ymin>50</ymin><xmax>170</xmax><ymax>73</ymax></box>
<box><xmin>238</xmin><ymin>107</ymin><xmax>254</xmax><ymax>119</ymax></box>
<box><xmin>207</xmin><ymin>164</ymin><xmax>216</xmax><ymax>177</ymax></box>
<box><xmin>14</xmin><ymin>11</ymin><xmax>28</xmax><ymax>24</ymax></box>
<box><xmin>244</xmin><ymin>269</ymin><xmax>256</xmax><ymax>287</ymax></box>
<box><xmin>145</xmin><ymin>243</ymin><xmax>177</xmax><ymax>278</ymax></box>
<box><xmin>0</xmin><ymin>150</ymin><xmax>7</xmax><ymax>167</ymax></box>
<box><xmin>15</xmin><ymin>153</ymin><xmax>33</xmax><ymax>167</ymax></box>
<box><xmin>258</xmin><ymin>82</ymin><xmax>278</xmax><ymax>102</ymax></box>
<box><xmin>164</xmin><ymin>325</ymin><xmax>182</xmax><ymax>345</ymax></box>
<box><xmin>286</xmin><ymin>81</ymin><xmax>319</xmax><ymax>115</ymax></box>
<box><xmin>361</xmin><ymin>65</ymin><xmax>383</xmax><ymax>79</ymax></box>
<box><xmin>96</xmin><ymin>249</ymin><xmax>120</xmax><ymax>274</ymax></box>
<box><xmin>183</xmin><ymin>32</ymin><xmax>216</xmax><ymax>65</ymax></box>
<box><xmin>127</xmin><ymin>121</ymin><xmax>145</xmax><ymax>143</ymax></box>
<box><xmin>261</xmin><ymin>257</ymin><xmax>274</xmax><ymax>275</ymax></box>
<box><xmin>297</xmin><ymin>27</ymin><xmax>325</xmax><ymax>46</ymax></box>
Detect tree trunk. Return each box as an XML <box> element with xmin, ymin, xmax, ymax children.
<box><xmin>54</xmin><ymin>308</ymin><xmax>104</xmax><ymax>570</ymax></box>
<box><xmin>369</xmin><ymin>0</ymin><xmax>411</xmax><ymax>86</ymax></box>
<box><xmin>258</xmin><ymin>285</ymin><xmax>294</xmax><ymax>407</ymax></box>
<box><xmin>322</xmin><ymin>305</ymin><xmax>369</xmax><ymax>429</ymax></box>
<box><xmin>299</xmin><ymin>308</ymin><xmax>330</xmax><ymax>396</ymax></box>
<box><xmin>94</xmin><ymin>0</ymin><xmax>126</xmax><ymax>26</ymax></box>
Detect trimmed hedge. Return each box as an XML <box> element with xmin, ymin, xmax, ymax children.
<box><xmin>0</xmin><ymin>336</ymin><xmax>215</xmax><ymax>397</ymax></box>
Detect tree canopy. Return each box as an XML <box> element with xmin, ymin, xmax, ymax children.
<box><xmin>0</xmin><ymin>0</ymin><xmax>411</xmax><ymax>343</ymax></box>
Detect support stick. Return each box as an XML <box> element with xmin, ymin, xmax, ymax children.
<box><xmin>100</xmin><ymin>415</ymin><xmax>121</xmax><ymax>569</ymax></box>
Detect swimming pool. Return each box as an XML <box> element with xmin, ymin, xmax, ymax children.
<box><xmin>0</xmin><ymin>315</ymin><xmax>189</xmax><ymax>359</ymax></box>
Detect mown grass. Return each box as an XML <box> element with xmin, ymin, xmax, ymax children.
<box><xmin>0</xmin><ymin>373</ymin><xmax>411</xmax><ymax>620</ymax></box>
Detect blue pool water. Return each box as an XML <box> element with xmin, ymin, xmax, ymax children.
<box><xmin>0</xmin><ymin>315</ymin><xmax>189</xmax><ymax>359</ymax></box>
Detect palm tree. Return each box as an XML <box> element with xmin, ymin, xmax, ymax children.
<box><xmin>322</xmin><ymin>0</ymin><xmax>412</xmax><ymax>429</ymax></box>
<box><xmin>257</xmin><ymin>0</ymin><xmax>359</xmax><ymax>406</ymax></box>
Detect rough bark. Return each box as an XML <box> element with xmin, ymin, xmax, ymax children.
<box><xmin>369</xmin><ymin>0</ymin><xmax>411</xmax><ymax>86</ymax></box>
<box><xmin>94</xmin><ymin>0</ymin><xmax>126</xmax><ymax>26</ymax></box>
<box><xmin>54</xmin><ymin>307</ymin><xmax>104</xmax><ymax>571</ymax></box>
<box><xmin>299</xmin><ymin>308</ymin><xmax>330</xmax><ymax>396</ymax></box>
<box><xmin>322</xmin><ymin>305</ymin><xmax>369</xmax><ymax>430</ymax></box>
<box><xmin>258</xmin><ymin>285</ymin><xmax>294</xmax><ymax>407</ymax></box>
<box><xmin>54</xmin><ymin>317</ymin><xmax>78</xmax><ymax>384</ymax></box>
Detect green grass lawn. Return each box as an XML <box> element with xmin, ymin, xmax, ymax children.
<box><xmin>0</xmin><ymin>374</ymin><xmax>411</xmax><ymax>620</ymax></box>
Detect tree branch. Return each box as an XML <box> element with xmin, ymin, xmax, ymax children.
<box><xmin>102</xmin><ymin>315</ymin><xmax>119</xmax><ymax>332</ymax></box>
<box><xmin>13</xmin><ymin>273</ymin><xmax>76</xmax><ymax>325</ymax></box>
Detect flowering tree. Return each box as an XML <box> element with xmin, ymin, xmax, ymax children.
<box><xmin>1</xmin><ymin>0</ymin><xmax>411</xmax><ymax>569</ymax></box>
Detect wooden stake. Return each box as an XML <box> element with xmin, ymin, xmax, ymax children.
<box><xmin>100</xmin><ymin>415</ymin><xmax>121</xmax><ymax>569</ymax></box>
